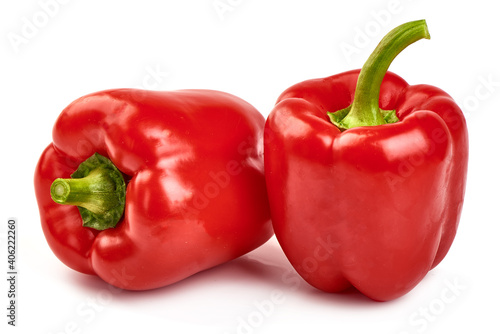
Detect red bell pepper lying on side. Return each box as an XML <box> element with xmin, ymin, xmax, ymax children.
<box><xmin>264</xmin><ymin>20</ymin><xmax>468</xmax><ymax>301</ymax></box>
<box><xmin>35</xmin><ymin>89</ymin><xmax>273</xmax><ymax>290</ymax></box>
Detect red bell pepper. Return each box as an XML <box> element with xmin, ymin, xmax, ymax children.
<box><xmin>34</xmin><ymin>89</ymin><xmax>273</xmax><ymax>290</ymax></box>
<box><xmin>264</xmin><ymin>20</ymin><xmax>468</xmax><ymax>301</ymax></box>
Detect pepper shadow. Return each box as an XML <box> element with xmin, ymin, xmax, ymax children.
<box><xmin>71</xmin><ymin>237</ymin><xmax>392</xmax><ymax>310</ymax></box>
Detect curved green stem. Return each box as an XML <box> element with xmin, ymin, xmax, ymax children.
<box><xmin>51</xmin><ymin>153</ymin><xmax>126</xmax><ymax>230</ymax></box>
<box><xmin>328</xmin><ymin>19</ymin><xmax>430</xmax><ymax>130</ymax></box>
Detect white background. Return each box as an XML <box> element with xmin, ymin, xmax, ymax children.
<box><xmin>1</xmin><ymin>0</ymin><xmax>499</xmax><ymax>333</ymax></box>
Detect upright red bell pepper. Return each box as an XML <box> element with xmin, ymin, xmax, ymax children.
<box><xmin>35</xmin><ymin>89</ymin><xmax>273</xmax><ymax>290</ymax></box>
<box><xmin>264</xmin><ymin>20</ymin><xmax>468</xmax><ymax>301</ymax></box>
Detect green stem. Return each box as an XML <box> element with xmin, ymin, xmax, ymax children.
<box><xmin>328</xmin><ymin>20</ymin><xmax>430</xmax><ymax>130</ymax></box>
<box><xmin>50</xmin><ymin>153</ymin><xmax>126</xmax><ymax>230</ymax></box>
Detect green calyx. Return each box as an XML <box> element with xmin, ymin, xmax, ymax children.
<box><xmin>50</xmin><ymin>153</ymin><xmax>126</xmax><ymax>230</ymax></box>
<box><xmin>328</xmin><ymin>19</ymin><xmax>430</xmax><ymax>130</ymax></box>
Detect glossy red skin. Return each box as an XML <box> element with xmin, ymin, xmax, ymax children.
<box><xmin>264</xmin><ymin>70</ymin><xmax>468</xmax><ymax>301</ymax></box>
<box><xmin>35</xmin><ymin>89</ymin><xmax>273</xmax><ymax>290</ymax></box>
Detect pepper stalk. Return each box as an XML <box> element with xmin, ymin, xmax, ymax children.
<box><xmin>50</xmin><ymin>153</ymin><xmax>126</xmax><ymax>230</ymax></box>
<box><xmin>328</xmin><ymin>19</ymin><xmax>430</xmax><ymax>130</ymax></box>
